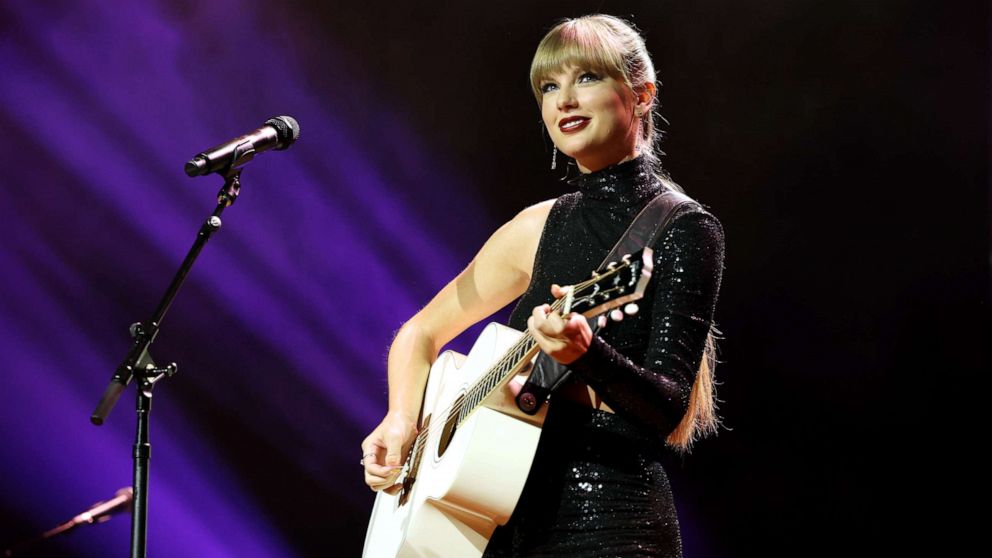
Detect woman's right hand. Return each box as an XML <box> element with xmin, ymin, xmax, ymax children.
<box><xmin>361</xmin><ymin>412</ymin><xmax>419</xmax><ymax>492</ymax></box>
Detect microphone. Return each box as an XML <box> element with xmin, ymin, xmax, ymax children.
<box><xmin>3</xmin><ymin>487</ymin><xmax>134</xmax><ymax>556</ymax></box>
<box><xmin>44</xmin><ymin>487</ymin><xmax>134</xmax><ymax>537</ymax></box>
<box><xmin>184</xmin><ymin>115</ymin><xmax>300</xmax><ymax>177</ymax></box>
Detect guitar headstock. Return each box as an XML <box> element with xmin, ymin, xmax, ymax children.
<box><xmin>561</xmin><ymin>248</ymin><xmax>654</xmax><ymax>318</ymax></box>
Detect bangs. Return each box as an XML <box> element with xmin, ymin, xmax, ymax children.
<box><xmin>529</xmin><ymin>20</ymin><xmax>628</xmax><ymax>100</ymax></box>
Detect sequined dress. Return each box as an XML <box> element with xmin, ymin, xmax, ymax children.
<box><xmin>482</xmin><ymin>158</ymin><xmax>725</xmax><ymax>558</ymax></box>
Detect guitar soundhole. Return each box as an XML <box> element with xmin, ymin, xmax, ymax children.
<box><xmin>436</xmin><ymin>394</ymin><xmax>463</xmax><ymax>459</ymax></box>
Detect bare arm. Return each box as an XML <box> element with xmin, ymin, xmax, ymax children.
<box><xmin>362</xmin><ymin>200</ymin><xmax>554</xmax><ymax>490</ymax></box>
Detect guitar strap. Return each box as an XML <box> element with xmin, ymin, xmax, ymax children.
<box><xmin>515</xmin><ymin>188</ymin><xmax>697</xmax><ymax>414</ymax></box>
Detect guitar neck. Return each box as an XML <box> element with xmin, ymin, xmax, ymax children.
<box><xmin>419</xmin><ymin>248</ymin><xmax>652</xmax><ymax>449</ymax></box>
<box><xmin>392</xmin><ymin>249</ymin><xmax>652</xmax><ymax>518</ymax></box>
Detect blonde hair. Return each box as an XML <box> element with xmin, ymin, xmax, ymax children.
<box><xmin>532</xmin><ymin>15</ymin><xmax>720</xmax><ymax>451</ymax></box>
<box><xmin>530</xmin><ymin>14</ymin><xmax>661</xmax><ymax>172</ymax></box>
<box><xmin>667</xmin><ymin>328</ymin><xmax>721</xmax><ymax>452</ymax></box>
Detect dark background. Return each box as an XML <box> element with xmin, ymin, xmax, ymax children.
<box><xmin>0</xmin><ymin>1</ymin><xmax>987</xmax><ymax>556</ymax></box>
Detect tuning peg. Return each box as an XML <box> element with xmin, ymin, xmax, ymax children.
<box><xmin>590</xmin><ymin>271</ymin><xmax>601</xmax><ymax>279</ymax></box>
<box><xmin>610</xmin><ymin>309</ymin><xmax>624</xmax><ymax>322</ymax></box>
<box><xmin>606</xmin><ymin>262</ymin><xmax>617</xmax><ymax>271</ymax></box>
<box><xmin>621</xmin><ymin>254</ymin><xmax>631</xmax><ymax>263</ymax></box>
<box><xmin>624</xmin><ymin>303</ymin><xmax>639</xmax><ymax>316</ymax></box>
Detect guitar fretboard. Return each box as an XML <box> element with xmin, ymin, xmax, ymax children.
<box><xmin>455</xmin><ymin>333</ymin><xmax>539</xmax><ymax>425</ymax></box>
<box><xmin>405</xmin><ymin>251</ymin><xmax>649</xmax><ymax>477</ymax></box>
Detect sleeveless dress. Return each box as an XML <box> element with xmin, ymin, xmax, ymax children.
<box><xmin>482</xmin><ymin>158</ymin><xmax>725</xmax><ymax>558</ymax></box>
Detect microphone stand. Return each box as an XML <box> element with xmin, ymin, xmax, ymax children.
<box><xmin>89</xmin><ymin>166</ymin><xmax>244</xmax><ymax>558</ymax></box>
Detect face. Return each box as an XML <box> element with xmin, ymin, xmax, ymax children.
<box><xmin>539</xmin><ymin>65</ymin><xmax>640</xmax><ymax>173</ymax></box>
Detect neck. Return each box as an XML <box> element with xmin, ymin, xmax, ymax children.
<box><xmin>576</xmin><ymin>146</ymin><xmax>640</xmax><ymax>174</ymax></box>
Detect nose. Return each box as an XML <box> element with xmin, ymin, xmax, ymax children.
<box><xmin>556</xmin><ymin>84</ymin><xmax>578</xmax><ymax>111</ymax></box>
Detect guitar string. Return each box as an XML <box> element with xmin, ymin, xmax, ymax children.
<box><xmin>404</xmin><ymin>260</ymin><xmax>640</xmax><ymax>467</ymax></box>
<box><xmin>407</xmin><ymin>303</ymin><xmax>555</xmax><ymax>468</ymax></box>
<box><xmin>406</xmin><ymin>277</ymin><xmax>635</xmax><ymax>469</ymax></box>
<box><xmin>434</xmin><ymin>261</ymin><xmax>637</xmax><ymax>432</ymax></box>
<box><xmin>406</xmin><ymin>264</ymin><xmax>638</xmax><ymax>467</ymax></box>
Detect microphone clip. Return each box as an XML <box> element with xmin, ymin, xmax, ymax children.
<box><xmin>217</xmin><ymin>166</ymin><xmax>242</xmax><ymax>207</ymax></box>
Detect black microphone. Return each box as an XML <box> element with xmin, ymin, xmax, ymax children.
<box><xmin>184</xmin><ymin>115</ymin><xmax>300</xmax><ymax>177</ymax></box>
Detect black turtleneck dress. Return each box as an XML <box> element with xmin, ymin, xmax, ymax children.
<box><xmin>482</xmin><ymin>158</ymin><xmax>725</xmax><ymax>558</ymax></box>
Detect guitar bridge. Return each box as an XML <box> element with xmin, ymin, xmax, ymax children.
<box><xmin>398</xmin><ymin>412</ymin><xmax>431</xmax><ymax>506</ymax></box>
<box><xmin>398</xmin><ymin>473</ymin><xmax>415</xmax><ymax>506</ymax></box>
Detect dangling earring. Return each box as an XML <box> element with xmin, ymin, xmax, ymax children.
<box><xmin>551</xmin><ymin>146</ymin><xmax>558</xmax><ymax>170</ymax></box>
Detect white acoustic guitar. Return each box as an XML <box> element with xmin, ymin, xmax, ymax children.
<box><xmin>362</xmin><ymin>249</ymin><xmax>654</xmax><ymax>558</ymax></box>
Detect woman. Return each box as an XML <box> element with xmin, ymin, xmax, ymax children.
<box><xmin>362</xmin><ymin>14</ymin><xmax>724</xmax><ymax>557</ymax></box>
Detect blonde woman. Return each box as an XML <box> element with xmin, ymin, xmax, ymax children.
<box><xmin>363</xmin><ymin>14</ymin><xmax>724</xmax><ymax>557</ymax></box>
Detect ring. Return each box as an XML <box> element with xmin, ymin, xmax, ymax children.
<box><xmin>359</xmin><ymin>452</ymin><xmax>376</xmax><ymax>466</ymax></box>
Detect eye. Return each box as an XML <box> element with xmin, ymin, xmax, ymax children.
<box><xmin>540</xmin><ymin>81</ymin><xmax>559</xmax><ymax>94</ymax></box>
<box><xmin>578</xmin><ymin>72</ymin><xmax>601</xmax><ymax>83</ymax></box>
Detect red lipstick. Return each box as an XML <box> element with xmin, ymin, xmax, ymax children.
<box><xmin>558</xmin><ymin>116</ymin><xmax>590</xmax><ymax>133</ymax></box>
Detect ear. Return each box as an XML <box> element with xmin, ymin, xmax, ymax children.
<box><xmin>633</xmin><ymin>82</ymin><xmax>656</xmax><ymax>116</ymax></box>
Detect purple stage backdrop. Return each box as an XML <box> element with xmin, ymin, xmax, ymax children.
<box><xmin>0</xmin><ymin>1</ymin><xmax>497</xmax><ymax>556</ymax></box>
<box><xmin>1</xmin><ymin>1</ymin><xmax>987</xmax><ymax>557</ymax></box>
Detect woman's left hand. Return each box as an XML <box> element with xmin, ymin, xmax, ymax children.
<box><xmin>528</xmin><ymin>284</ymin><xmax>592</xmax><ymax>364</ymax></box>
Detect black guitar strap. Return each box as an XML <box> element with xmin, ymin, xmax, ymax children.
<box><xmin>515</xmin><ymin>188</ymin><xmax>697</xmax><ymax>414</ymax></box>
